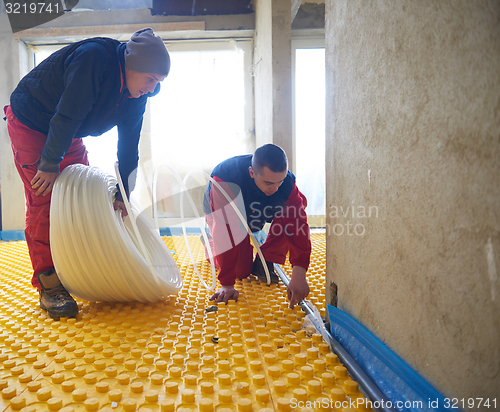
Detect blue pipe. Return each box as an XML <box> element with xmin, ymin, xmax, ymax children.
<box><xmin>274</xmin><ymin>263</ymin><xmax>397</xmax><ymax>412</ymax></box>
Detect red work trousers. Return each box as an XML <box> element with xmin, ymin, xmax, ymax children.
<box><xmin>206</xmin><ymin>213</ymin><xmax>291</xmax><ymax>286</ymax></box>
<box><xmin>4</xmin><ymin>105</ymin><xmax>89</xmax><ymax>290</ymax></box>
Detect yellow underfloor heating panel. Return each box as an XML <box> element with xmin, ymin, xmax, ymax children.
<box><xmin>0</xmin><ymin>233</ymin><xmax>372</xmax><ymax>412</ymax></box>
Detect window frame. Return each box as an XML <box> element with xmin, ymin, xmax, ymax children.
<box><xmin>292</xmin><ymin>37</ymin><xmax>326</xmax><ymax>227</ymax></box>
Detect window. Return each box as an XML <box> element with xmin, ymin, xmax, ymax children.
<box><xmin>148</xmin><ymin>39</ymin><xmax>254</xmax><ymax>223</ymax></box>
<box><xmin>151</xmin><ymin>40</ymin><xmax>253</xmax><ymax>171</ymax></box>
<box><xmin>293</xmin><ymin>40</ymin><xmax>326</xmax><ymax>224</ymax></box>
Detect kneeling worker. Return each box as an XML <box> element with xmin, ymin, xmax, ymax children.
<box><xmin>202</xmin><ymin>144</ymin><xmax>311</xmax><ymax>308</ymax></box>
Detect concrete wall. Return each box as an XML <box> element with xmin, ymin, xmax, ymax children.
<box><xmin>325</xmin><ymin>0</ymin><xmax>500</xmax><ymax>399</ymax></box>
<box><xmin>254</xmin><ymin>0</ymin><xmax>293</xmax><ymax>169</ymax></box>
<box><xmin>0</xmin><ymin>11</ymin><xmax>27</xmax><ymax>231</ymax></box>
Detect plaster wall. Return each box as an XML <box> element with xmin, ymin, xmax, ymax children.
<box><xmin>254</xmin><ymin>0</ymin><xmax>273</xmax><ymax>149</ymax></box>
<box><xmin>254</xmin><ymin>0</ymin><xmax>293</xmax><ymax>168</ymax></box>
<box><xmin>325</xmin><ymin>0</ymin><xmax>500</xmax><ymax>399</ymax></box>
<box><xmin>0</xmin><ymin>11</ymin><xmax>27</xmax><ymax>231</ymax></box>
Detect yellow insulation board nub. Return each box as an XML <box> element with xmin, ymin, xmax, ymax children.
<box><xmin>0</xmin><ymin>234</ymin><xmax>372</xmax><ymax>412</ymax></box>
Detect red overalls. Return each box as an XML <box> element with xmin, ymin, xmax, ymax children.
<box><xmin>4</xmin><ymin>105</ymin><xmax>89</xmax><ymax>290</ymax></box>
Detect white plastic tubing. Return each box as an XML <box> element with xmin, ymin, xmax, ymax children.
<box><xmin>152</xmin><ymin>166</ymin><xmax>272</xmax><ymax>290</ymax></box>
<box><xmin>50</xmin><ymin>164</ymin><xmax>182</xmax><ymax>303</ymax></box>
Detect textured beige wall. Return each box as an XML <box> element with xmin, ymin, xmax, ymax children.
<box><xmin>325</xmin><ymin>0</ymin><xmax>500</xmax><ymax>400</ymax></box>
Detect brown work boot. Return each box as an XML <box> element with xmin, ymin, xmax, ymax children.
<box><xmin>251</xmin><ymin>257</ymin><xmax>279</xmax><ymax>284</ymax></box>
<box><xmin>38</xmin><ymin>268</ymin><xmax>78</xmax><ymax>318</ymax></box>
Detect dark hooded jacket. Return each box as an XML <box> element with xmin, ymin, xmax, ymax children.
<box><xmin>10</xmin><ymin>37</ymin><xmax>160</xmax><ymax>193</ymax></box>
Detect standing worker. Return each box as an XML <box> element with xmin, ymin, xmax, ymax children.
<box><xmin>203</xmin><ymin>144</ymin><xmax>311</xmax><ymax>308</ymax></box>
<box><xmin>4</xmin><ymin>28</ymin><xmax>170</xmax><ymax>319</ymax></box>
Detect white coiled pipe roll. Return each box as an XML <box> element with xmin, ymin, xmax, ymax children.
<box><xmin>50</xmin><ymin>164</ymin><xmax>182</xmax><ymax>302</ymax></box>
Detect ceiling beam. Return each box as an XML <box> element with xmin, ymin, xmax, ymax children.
<box><xmin>14</xmin><ymin>21</ymin><xmax>205</xmax><ymax>40</ymax></box>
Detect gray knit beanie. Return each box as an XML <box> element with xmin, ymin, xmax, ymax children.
<box><xmin>125</xmin><ymin>28</ymin><xmax>170</xmax><ymax>76</ymax></box>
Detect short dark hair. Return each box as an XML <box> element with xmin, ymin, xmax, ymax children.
<box><xmin>252</xmin><ymin>144</ymin><xmax>288</xmax><ymax>175</ymax></box>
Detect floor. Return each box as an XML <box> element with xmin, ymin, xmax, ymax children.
<box><xmin>0</xmin><ymin>234</ymin><xmax>371</xmax><ymax>411</ymax></box>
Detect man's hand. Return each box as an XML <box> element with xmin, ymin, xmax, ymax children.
<box><xmin>113</xmin><ymin>200</ymin><xmax>128</xmax><ymax>218</ymax></box>
<box><xmin>287</xmin><ymin>266</ymin><xmax>310</xmax><ymax>309</ymax></box>
<box><xmin>31</xmin><ymin>170</ymin><xmax>59</xmax><ymax>196</ymax></box>
<box><xmin>210</xmin><ymin>285</ymin><xmax>239</xmax><ymax>304</ymax></box>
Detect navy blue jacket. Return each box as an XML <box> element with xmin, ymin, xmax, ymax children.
<box><xmin>10</xmin><ymin>37</ymin><xmax>160</xmax><ymax>192</ymax></box>
<box><xmin>203</xmin><ymin>154</ymin><xmax>296</xmax><ymax>232</ymax></box>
